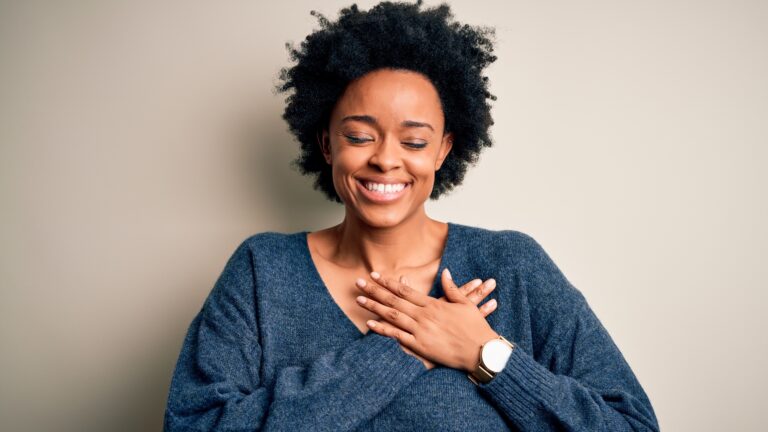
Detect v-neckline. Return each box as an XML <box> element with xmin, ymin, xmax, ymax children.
<box><xmin>298</xmin><ymin>222</ymin><xmax>455</xmax><ymax>338</ymax></box>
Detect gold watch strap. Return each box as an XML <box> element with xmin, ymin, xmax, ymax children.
<box><xmin>467</xmin><ymin>363</ymin><xmax>495</xmax><ymax>385</ymax></box>
<box><xmin>467</xmin><ymin>335</ymin><xmax>515</xmax><ymax>385</ymax></box>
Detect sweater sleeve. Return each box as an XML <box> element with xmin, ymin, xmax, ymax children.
<box><xmin>475</xmin><ymin>233</ymin><xmax>660</xmax><ymax>432</ymax></box>
<box><xmin>163</xmin><ymin>238</ymin><xmax>426</xmax><ymax>432</ymax></box>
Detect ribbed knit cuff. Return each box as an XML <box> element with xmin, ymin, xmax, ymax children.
<box><xmin>477</xmin><ymin>345</ymin><xmax>560</xmax><ymax>423</ymax></box>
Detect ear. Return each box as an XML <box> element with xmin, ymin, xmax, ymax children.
<box><xmin>317</xmin><ymin>130</ymin><xmax>332</xmax><ymax>165</ymax></box>
<box><xmin>434</xmin><ymin>132</ymin><xmax>454</xmax><ymax>171</ymax></box>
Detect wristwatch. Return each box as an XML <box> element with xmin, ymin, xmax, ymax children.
<box><xmin>467</xmin><ymin>335</ymin><xmax>515</xmax><ymax>385</ymax></box>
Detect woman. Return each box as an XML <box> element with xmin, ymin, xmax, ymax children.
<box><xmin>164</xmin><ymin>2</ymin><xmax>659</xmax><ymax>431</ymax></box>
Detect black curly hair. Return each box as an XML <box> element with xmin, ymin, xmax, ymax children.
<box><xmin>275</xmin><ymin>0</ymin><xmax>497</xmax><ymax>203</ymax></box>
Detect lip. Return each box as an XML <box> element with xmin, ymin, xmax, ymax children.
<box><xmin>355</xmin><ymin>175</ymin><xmax>412</xmax><ymax>185</ymax></box>
<box><xmin>355</xmin><ymin>178</ymin><xmax>411</xmax><ymax>203</ymax></box>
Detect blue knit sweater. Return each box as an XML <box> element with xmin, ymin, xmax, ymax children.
<box><xmin>164</xmin><ymin>222</ymin><xmax>659</xmax><ymax>431</ymax></box>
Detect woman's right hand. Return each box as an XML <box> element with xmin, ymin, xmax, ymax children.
<box><xmin>397</xmin><ymin>275</ymin><xmax>497</xmax><ymax>370</ymax></box>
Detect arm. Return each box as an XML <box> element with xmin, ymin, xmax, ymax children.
<box><xmin>475</xmin><ymin>234</ymin><xmax>660</xmax><ymax>432</ymax></box>
<box><xmin>163</xmin><ymin>239</ymin><xmax>425</xmax><ymax>432</ymax></box>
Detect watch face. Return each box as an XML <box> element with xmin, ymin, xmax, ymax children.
<box><xmin>481</xmin><ymin>339</ymin><xmax>513</xmax><ymax>373</ymax></box>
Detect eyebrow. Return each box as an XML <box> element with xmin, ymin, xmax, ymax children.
<box><xmin>341</xmin><ymin>115</ymin><xmax>434</xmax><ymax>132</ymax></box>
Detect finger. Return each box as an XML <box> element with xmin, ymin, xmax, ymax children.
<box><xmin>355</xmin><ymin>292</ymin><xmax>419</xmax><ymax>334</ymax></box>
<box><xmin>371</xmin><ymin>272</ymin><xmax>429</xmax><ymax>307</ymax></box>
<box><xmin>355</xmin><ymin>278</ymin><xmax>421</xmax><ymax>317</ymax></box>
<box><xmin>466</xmin><ymin>278</ymin><xmax>497</xmax><ymax>305</ymax></box>
<box><xmin>459</xmin><ymin>278</ymin><xmax>483</xmax><ymax>296</ymax></box>
<box><xmin>435</xmin><ymin>278</ymin><xmax>481</xmax><ymax>302</ymax></box>
<box><xmin>365</xmin><ymin>319</ymin><xmax>418</xmax><ymax>349</ymax></box>
<box><xmin>403</xmin><ymin>275</ymin><xmax>481</xmax><ymax>302</ymax></box>
<box><xmin>478</xmin><ymin>298</ymin><xmax>498</xmax><ymax>318</ymax></box>
<box><xmin>441</xmin><ymin>268</ymin><xmax>469</xmax><ymax>304</ymax></box>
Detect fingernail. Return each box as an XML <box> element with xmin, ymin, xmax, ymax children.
<box><xmin>370</xmin><ymin>271</ymin><xmax>380</xmax><ymax>279</ymax></box>
<box><xmin>444</xmin><ymin>268</ymin><xmax>452</xmax><ymax>280</ymax></box>
<box><xmin>487</xmin><ymin>279</ymin><xmax>496</xmax><ymax>290</ymax></box>
<box><xmin>400</xmin><ymin>275</ymin><xmax>409</xmax><ymax>285</ymax></box>
<box><xmin>367</xmin><ymin>320</ymin><xmax>377</xmax><ymax>328</ymax></box>
<box><xmin>356</xmin><ymin>296</ymin><xmax>367</xmax><ymax>304</ymax></box>
<box><xmin>470</xmin><ymin>279</ymin><xmax>482</xmax><ymax>289</ymax></box>
<box><xmin>487</xmin><ymin>299</ymin><xmax>497</xmax><ymax>308</ymax></box>
<box><xmin>356</xmin><ymin>278</ymin><xmax>367</xmax><ymax>288</ymax></box>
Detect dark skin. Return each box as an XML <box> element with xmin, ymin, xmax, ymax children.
<box><xmin>307</xmin><ymin>68</ymin><xmax>500</xmax><ymax>371</ymax></box>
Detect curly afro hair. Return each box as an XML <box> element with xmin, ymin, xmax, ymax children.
<box><xmin>275</xmin><ymin>0</ymin><xmax>497</xmax><ymax>203</ymax></box>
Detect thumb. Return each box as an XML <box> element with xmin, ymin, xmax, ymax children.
<box><xmin>441</xmin><ymin>268</ymin><xmax>468</xmax><ymax>303</ymax></box>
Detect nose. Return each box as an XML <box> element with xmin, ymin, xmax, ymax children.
<box><xmin>368</xmin><ymin>135</ymin><xmax>402</xmax><ymax>172</ymax></box>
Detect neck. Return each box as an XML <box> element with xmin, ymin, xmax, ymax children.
<box><xmin>331</xmin><ymin>207</ymin><xmax>445</xmax><ymax>275</ymax></box>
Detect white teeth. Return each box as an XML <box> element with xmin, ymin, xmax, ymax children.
<box><xmin>364</xmin><ymin>181</ymin><xmax>407</xmax><ymax>194</ymax></box>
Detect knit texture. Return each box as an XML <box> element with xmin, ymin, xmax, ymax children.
<box><xmin>164</xmin><ymin>222</ymin><xmax>659</xmax><ymax>431</ymax></box>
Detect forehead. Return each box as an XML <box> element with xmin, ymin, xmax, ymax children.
<box><xmin>330</xmin><ymin>69</ymin><xmax>444</xmax><ymax>126</ymax></box>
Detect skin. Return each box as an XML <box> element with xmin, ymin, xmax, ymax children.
<box><xmin>307</xmin><ymin>68</ymin><xmax>500</xmax><ymax>371</ymax></box>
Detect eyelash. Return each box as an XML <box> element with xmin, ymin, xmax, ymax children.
<box><xmin>344</xmin><ymin>136</ymin><xmax>427</xmax><ymax>149</ymax></box>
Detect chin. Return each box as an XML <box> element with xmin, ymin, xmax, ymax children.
<box><xmin>354</xmin><ymin>207</ymin><xmax>410</xmax><ymax>229</ymax></box>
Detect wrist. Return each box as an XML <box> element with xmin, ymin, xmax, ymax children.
<box><xmin>466</xmin><ymin>333</ymin><xmax>515</xmax><ymax>385</ymax></box>
<box><xmin>465</xmin><ymin>329</ymin><xmax>500</xmax><ymax>372</ymax></box>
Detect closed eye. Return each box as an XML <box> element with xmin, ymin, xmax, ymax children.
<box><xmin>344</xmin><ymin>135</ymin><xmax>372</xmax><ymax>144</ymax></box>
<box><xmin>344</xmin><ymin>135</ymin><xmax>427</xmax><ymax>149</ymax></box>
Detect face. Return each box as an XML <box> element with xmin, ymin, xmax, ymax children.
<box><xmin>320</xmin><ymin>68</ymin><xmax>453</xmax><ymax>228</ymax></box>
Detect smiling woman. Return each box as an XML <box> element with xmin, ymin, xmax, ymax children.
<box><xmin>163</xmin><ymin>1</ymin><xmax>660</xmax><ymax>431</ymax></box>
<box><xmin>322</xmin><ymin>69</ymin><xmax>453</xmax><ymax>222</ymax></box>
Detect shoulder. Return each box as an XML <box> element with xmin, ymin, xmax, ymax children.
<box><xmin>212</xmin><ymin>230</ymin><xmax>306</xmax><ymax>284</ymax></box>
<box><xmin>205</xmin><ymin>230</ymin><xmax>305</xmax><ymax>305</ymax></box>
<box><xmin>451</xmin><ymin>222</ymin><xmax>585</xmax><ymax>303</ymax></box>
<box><xmin>232</xmin><ymin>230</ymin><xmax>305</xmax><ymax>260</ymax></box>
<box><xmin>450</xmin><ymin>222</ymin><xmax>548</xmax><ymax>270</ymax></box>
<box><xmin>240</xmin><ymin>230</ymin><xmax>298</xmax><ymax>248</ymax></box>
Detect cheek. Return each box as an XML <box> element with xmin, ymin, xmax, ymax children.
<box><xmin>332</xmin><ymin>148</ymin><xmax>367</xmax><ymax>176</ymax></box>
<box><xmin>329</xmin><ymin>149</ymin><xmax>366</xmax><ymax>197</ymax></box>
<box><xmin>408</xmin><ymin>157</ymin><xmax>438</xmax><ymax>180</ymax></box>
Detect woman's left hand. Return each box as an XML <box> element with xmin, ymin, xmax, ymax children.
<box><xmin>355</xmin><ymin>268</ymin><xmax>500</xmax><ymax>372</ymax></box>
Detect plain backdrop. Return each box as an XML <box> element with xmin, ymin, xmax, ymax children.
<box><xmin>1</xmin><ymin>0</ymin><xmax>766</xmax><ymax>431</ymax></box>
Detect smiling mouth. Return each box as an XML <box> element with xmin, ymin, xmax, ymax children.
<box><xmin>355</xmin><ymin>179</ymin><xmax>412</xmax><ymax>202</ymax></box>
